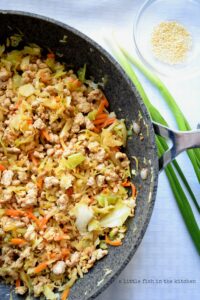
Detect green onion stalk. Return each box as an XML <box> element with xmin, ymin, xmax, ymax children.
<box><xmin>106</xmin><ymin>40</ymin><xmax>200</xmax><ymax>254</ymax></box>
<box><xmin>120</xmin><ymin>47</ymin><xmax>200</xmax><ymax>183</ymax></box>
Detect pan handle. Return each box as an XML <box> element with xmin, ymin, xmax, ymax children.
<box><xmin>152</xmin><ymin>122</ymin><xmax>200</xmax><ymax>171</ymax></box>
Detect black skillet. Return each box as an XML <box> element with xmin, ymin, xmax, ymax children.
<box><xmin>0</xmin><ymin>11</ymin><xmax>199</xmax><ymax>300</ymax></box>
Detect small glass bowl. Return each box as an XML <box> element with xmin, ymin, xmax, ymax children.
<box><xmin>133</xmin><ymin>0</ymin><xmax>200</xmax><ymax>78</ymax></box>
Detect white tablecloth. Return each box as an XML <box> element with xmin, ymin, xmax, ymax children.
<box><xmin>0</xmin><ymin>1</ymin><xmax>199</xmax><ymax>299</ymax></box>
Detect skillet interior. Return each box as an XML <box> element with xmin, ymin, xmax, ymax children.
<box><xmin>0</xmin><ymin>11</ymin><xmax>158</xmax><ymax>300</ymax></box>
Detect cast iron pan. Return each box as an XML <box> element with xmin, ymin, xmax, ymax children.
<box><xmin>0</xmin><ymin>10</ymin><xmax>164</xmax><ymax>300</ymax></box>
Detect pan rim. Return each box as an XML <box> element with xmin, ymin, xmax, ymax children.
<box><xmin>0</xmin><ymin>9</ymin><xmax>159</xmax><ymax>300</ymax></box>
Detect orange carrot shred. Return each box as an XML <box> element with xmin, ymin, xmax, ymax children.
<box><xmin>61</xmin><ymin>288</ymin><xmax>70</xmax><ymax>300</ymax></box>
<box><xmin>27</xmin><ymin>119</ymin><xmax>33</xmax><ymax>125</ymax></box>
<box><xmin>96</xmin><ymin>99</ymin><xmax>107</xmax><ymax>115</ymax></box>
<box><xmin>15</xmin><ymin>279</ymin><xmax>20</xmax><ymax>288</ymax></box>
<box><xmin>66</xmin><ymin>187</ymin><xmax>73</xmax><ymax>196</ymax></box>
<box><xmin>105</xmin><ymin>235</ymin><xmax>122</xmax><ymax>246</ymax></box>
<box><xmin>49</xmin><ymin>253</ymin><xmax>57</xmax><ymax>259</ymax></box>
<box><xmin>122</xmin><ymin>181</ymin><xmax>130</xmax><ymax>187</ymax></box>
<box><xmin>5</xmin><ymin>209</ymin><xmax>25</xmax><ymax>217</ymax></box>
<box><xmin>0</xmin><ymin>164</ymin><xmax>6</xmax><ymax>171</ymax></box>
<box><xmin>131</xmin><ymin>183</ymin><xmax>137</xmax><ymax>198</ymax></box>
<box><xmin>93</xmin><ymin>118</ymin><xmax>107</xmax><ymax>125</ymax></box>
<box><xmin>95</xmin><ymin>113</ymin><xmax>108</xmax><ymax>120</ymax></box>
<box><xmin>33</xmin><ymin>262</ymin><xmax>48</xmax><ymax>273</ymax></box>
<box><xmin>47</xmin><ymin>53</ymin><xmax>55</xmax><ymax>59</ymax></box>
<box><xmin>122</xmin><ymin>181</ymin><xmax>137</xmax><ymax>198</ymax></box>
<box><xmin>37</xmin><ymin>176</ymin><xmax>44</xmax><ymax>190</ymax></box>
<box><xmin>92</xmin><ymin>126</ymin><xmax>101</xmax><ymax>133</ymax></box>
<box><xmin>15</xmin><ymin>97</ymin><xmax>22</xmax><ymax>109</ymax></box>
<box><xmin>61</xmin><ymin>249</ymin><xmax>70</xmax><ymax>258</ymax></box>
<box><xmin>101</xmin><ymin>118</ymin><xmax>116</xmax><ymax>128</ymax></box>
<box><xmin>26</xmin><ymin>212</ymin><xmax>40</xmax><ymax>227</ymax></box>
<box><xmin>41</xmin><ymin>128</ymin><xmax>51</xmax><ymax>142</ymax></box>
<box><xmin>102</xmin><ymin>96</ymin><xmax>109</xmax><ymax>107</ymax></box>
<box><xmin>30</xmin><ymin>153</ymin><xmax>39</xmax><ymax>166</ymax></box>
<box><xmin>10</xmin><ymin>238</ymin><xmax>26</xmax><ymax>245</ymax></box>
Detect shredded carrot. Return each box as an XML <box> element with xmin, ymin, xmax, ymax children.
<box><xmin>122</xmin><ymin>181</ymin><xmax>130</xmax><ymax>187</ymax></box>
<box><xmin>54</xmin><ymin>234</ymin><xmax>69</xmax><ymax>241</ymax></box>
<box><xmin>66</xmin><ymin>187</ymin><xmax>73</xmax><ymax>196</ymax></box>
<box><xmin>92</xmin><ymin>126</ymin><xmax>101</xmax><ymax>133</ymax></box>
<box><xmin>33</xmin><ymin>262</ymin><xmax>48</xmax><ymax>273</ymax></box>
<box><xmin>41</xmin><ymin>128</ymin><xmax>51</xmax><ymax>142</ymax></box>
<box><xmin>61</xmin><ymin>288</ymin><xmax>70</xmax><ymax>300</ymax></box>
<box><xmin>26</xmin><ymin>212</ymin><xmax>40</xmax><ymax>227</ymax></box>
<box><xmin>49</xmin><ymin>253</ymin><xmax>57</xmax><ymax>259</ymax></box>
<box><xmin>36</xmin><ymin>176</ymin><xmax>44</xmax><ymax>190</ymax></box>
<box><xmin>0</xmin><ymin>164</ymin><xmax>6</xmax><ymax>171</ymax></box>
<box><xmin>122</xmin><ymin>181</ymin><xmax>137</xmax><ymax>198</ymax></box>
<box><xmin>25</xmin><ymin>207</ymin><xmax>33</xmax><ymax>214</ymax></box>
<box><xmin>39</xmin><ymin>214</ymin><xmax>52</xmax><ymax>229</ymax></box>
<box><xmin>5</xmin><ymin>209</ymin><xmax>25</xmax><ymax>217</ymax></box>
<box><xmin>61</xmin><ymin>249</ymin><xmax>70</xmax><ymax>258</ymax></box>
<box><xmin>96</xmin><ymin>99</ymin><xmax>108</xmax><ymax>115</ymax></box>
<box><xmin>101</xmin><ymin>117</ymin><xmax>116</xmax><ymax>128</ymax></box>
<box><xmin>105</xmin><ymin>235</ymin><xmax>122</xmax><ymax>246</ymax></box>
<box><xmin>93</xmin><ymin>118</ymin><xmax>107</xmax><ymax>125</ymax></box>
<box><xmin>10</xmin><ymin>238</ymin><xmax>26</xmax><ymax>245</ymax></box>
<box><xmin>15</xmin><ymin>97</ymin><xmax>22</xmax><ymax>109</ymax></box>
<box><xmin>130</xmin><ymin>183</ymin><xmax>137</xmax><ymax>198</ymax></box>
<box><xmin>15</xmin><ymin>279</ymin><xmax>20</xmax><ymax>288</ymax></box>
<box><xmin>27</xmin><ymin>119</ymin><xmax>33</xmax><ymax>125</ymax></box>
<box><xmin>102</xmin><ymin>96</ymin><xmax>109</xmax><ymax>107</ymax></box>
<box><xmin>47</xmin><ymin>53</ymin><xmax>55</xmax><ymax>59</ymax></box>
<box><xmin>30</xmin><ymin>153</ymin><xmax>39</xmax><ymax>166</ymax></box>
<box><xmin>95</xmin><ymin>113</ymin><xmax>108</xmax><ymax>120</ymax></box>
<box><xmin>111</xmin><ymin>147</ymin><xmax>120</xmax><ymax>152</ymax></box>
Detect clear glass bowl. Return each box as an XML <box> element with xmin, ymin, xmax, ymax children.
<box><xmin>133</xmin><ymin>0</ymin><xmax>200</xmax><ymax>78</ymax></box>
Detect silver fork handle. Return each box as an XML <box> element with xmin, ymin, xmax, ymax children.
<box><xmin>153</xmin><ymin>122</ymin><xmax>200</xmax><ymax>171</ymax></box>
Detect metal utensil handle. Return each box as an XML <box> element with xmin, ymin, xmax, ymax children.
<box><xmin>153</xmin><ymin>122</ymin><xmax>200</xmax><ymax>171</ymax></box>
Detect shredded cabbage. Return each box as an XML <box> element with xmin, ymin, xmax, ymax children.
<box><xmin>100</xmin><ymin>201</ymin><xmax>133</xmax><ymax>228</ymax></box>
<box><xmin>96</xmin><ymin>192</ymin><xmax>120</xmax><ymax>207</ymax></box>
<box><xmin>43</xmin><ymin>285</ymin><xmax>58</xmax><ymax>300</ymax></box>
<box><xmin>18</xmin><ymin>83</ymin><xmax>35</xmax><ymax>97</ymax></box>
<box><xmin>65</xmin><ymin>153</ymin><xmax>85</xmax><ymax>169</ymax></box>
<box><xmin>73</xmin><ymin>203</ymin><xmax>94</xmax><ymax>233</ymax></box>
<box><xmin>78</xmin><ymin>64</ymin><xmax>86</xmax><ymax>82</ymax></box>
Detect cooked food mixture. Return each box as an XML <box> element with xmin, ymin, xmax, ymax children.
<box><xmin>0</xmin><ymin>45</ymin><xmax>136</xmax><ymax>299</ymax></box>
<box><xmin>151</xmin><ymin>21</ymin><xmax>192</xmax><ymax>64</ymax></box>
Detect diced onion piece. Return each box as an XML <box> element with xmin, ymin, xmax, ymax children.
<box><xmin>100</xmin><ymin>201</ymin><xmax>132</xmax><ymax>228</ymax></box>
<box><xmin>18</xmin><ymin>83</ymin><xmax>35</xmax><ymax>97</ymax></box>
<box><xmin>73</xmin><ymin>203</ymin><xmax>94</xmax><ymax>233</ymax></box>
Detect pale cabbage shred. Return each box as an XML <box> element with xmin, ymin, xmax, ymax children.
<box><xmin>0</xmin><ymin>43</ymin><xmax>136</xmax><ymax>299</ymax></box>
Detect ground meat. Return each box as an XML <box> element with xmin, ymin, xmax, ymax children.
<box><xmin>52</xmin><ymin>261</ymin><xmax>66</xmax><ymax>275</ymax></box>
<box><xmin>87</xmin><ymin>177</ymin><xmax>95</xmax><ymax>186</ymax></box>
<box><xmin>24</xmin><ymin>225</ymin><xmax>37</xmax><ymax>241</ymax></box>
<box><xmin>33</xmin><ymin>118</ymin><xmax>46</xmax><ymax>130</ymax></box>
<box><xmin>0</xmin><ymin>68</ymin><xmax>11</xmax><ymax>81</ymax></box>
<box><xmin>44</xmin><ymin>176</ymin><xmax>59</xmax><ymax>189</ymax></box>
<box><xmin>15</xmin><ymin>286</ymin><xmax>28</xmax><ymax>295</ymax></box>
<box><xmin>74</xmin><ymin>112</ymin><xmax>85</xmax><ymax>125</ymax></box>
<box><xmin>23</xmin><ymin>182</ymin><xmax>38</xmax><ymax>207</ymax></box>
<box><xmin>92</xmin><ymin>149</ymin><xmax>106</xmax><ymax>162</ymax></box>
<box><xmin>18</xmin><ymin>171</ymin><xmax>28</xmax><ymax>182</ymax></box>
<box><xmin>87</xmin><ymin>141</ymin><xmax>99</xmax><ymax>153</ymax></box>
<box><xmin>1</xmin><ymin>170</ymin><xmax>14</xmax><ymax>187</ymax></box>
<box><xmin>96</xmin><ymin>175</ymin><xmax>105</xmax><ymax>187</ymax></box>
<box><xmin>87</xmin><ymin>89</ymin><xmax>103</xmax><ymax>102</ymax></box>
<box><xmin>1</xmin><ymin>189</ymin><xmax>13</xmax><ymax>202</ymax></box>
<box><xmin>65</xmin><ymin>252</ymin><xmax>80</xmax><ymax>267</ymax></box>
<box><xmin>56</xmin><ymin>194</ymin><xmax>69</xmax><ymax>210</ymax></box>
<box><xmin>77</xmin><ymin>102</ymin><xmax>91</xmax><ymax>113</ymax></box>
